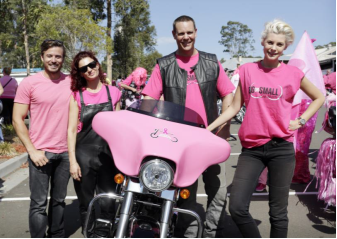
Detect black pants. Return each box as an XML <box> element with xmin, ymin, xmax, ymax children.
<box><xmin>229</xmin><ymin>138</ymin><xmax>295</xmax><ymax>238</ymax></box>
<box><xmin>0</xmin><ymin>98</ymin><xmax>14</xmax><ymax>124</ymax></box>
<box><xmin>28</xmin><ymin>152</ymin><xmax>70</xmax><ymax>238</ymax></box>
<box><xmin>73</xmin><ymin>145</ymin><xmax>118</xmax><ymax>230</ymax></box>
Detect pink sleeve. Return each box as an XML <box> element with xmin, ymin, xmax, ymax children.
<box><xmin>14</xmin><ymin>78</ymin><xmax>31</xmax><ymax>104</ymax></box>
<box><xmin>119</xmin><ymin>75</ymin><xmax>133</xmax><ymax>87</ymax></box>
<box><xmin>217</xmin><ymin>62</ymin><xmax>235</xmax><ymax>97</ymax></box>
<box><xmin>109</xmin><ymin>86</ymin><xmax>122</xmax><ymax>109</ymax></box>
<box><xmin>142</xmin><ymin>64</ymin><xmax>163</xmax><ymax>100</ymax></box>
<box><xmin>72</xmin><ymin>91</ymin><xmax>82</xmax><ymax>110</ymax></box>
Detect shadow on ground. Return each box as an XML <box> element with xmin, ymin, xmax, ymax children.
<box><xmin>290</xmin><ymin>148</ymin><xmax>336</xmax><ymax>235</ymax></box>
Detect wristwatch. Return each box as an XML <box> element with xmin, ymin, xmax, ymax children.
<box><xmin>297</xmin><ymin>117</ymin><xmax>306</xmax><ymax>126</ymax></box>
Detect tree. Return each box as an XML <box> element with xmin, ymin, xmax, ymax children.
<box><xmin>63</xmin><ymin>0</ymin><xmax>113</xmax><ymax>79</ymax></box>
<box><xmin>315</xmin><ymin>42</ymin><xmax>336</xmax><ymax>49</ymax></box>
<box><xmin>140</xmin><ymin>50</ymin><xmax>162</xmax><ymax>75</ymax></box>
<box><xmin>64</xmin><ymin>0</ymin><xmax>106</xmax><ymax>21</ymax></box>
<box><xmin>0</xmin><ymin>0</ymin><xmax>48</xmax><ymax>71</ymax></box>
<box><xmin>219</xmin><ymin>58</ymin><xmax>226</xmax><ymax>64</ymax></box>
<box><xmin>219</xmin><ymin>21</ymin><xmax>255</xmax><ymax>58</ymax></box>
<box><xmin>112</xmin><ymin>0</ymin><xmax>156</xmax><ymax>78</ymax></box>
<box><xmin>34</xmin><ymin>5</ymin><xmax>111</xmax><ymax>70</ymax></box>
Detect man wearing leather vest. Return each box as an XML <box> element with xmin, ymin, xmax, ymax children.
<box><xmin>142</xmin><ymin>15</ymin><xmax>234</xmax><ymax>238</ymax></box>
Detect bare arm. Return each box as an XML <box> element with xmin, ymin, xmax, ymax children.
<box><xmin>115</xmin><ymin>99</ymin><xmax>121</xmax><ymax>111</ymax></box>
<box><xmin>288</xmin><ymin>76</ymin><xmax>325</xmax><ymax>130</ymax></box>
<box><xmin>207</xmin><ymin>82</ymin><xmax>244</xmax><ymax>132</ymax></box>
<box><xmin>12</xmin><ymin>103</ymin><xmax>49</xmax><ymax>166</ymax></box>
<box><xmin>0</xmin><ymin>83</ymin><xmax>3</xmax><ymax>96</ymax></box>
<box><xmin>120</xmin><ymin>83</ymin><xmax>139</xmax><ymax>93</ymax></box>
<box><xmin>67</xmin><ymin>96</ymin><xmax>82</xmax><ymax>181</ymax></box>
<box><xmin>216</xmin><ymin>93</ymin><xmax>234</xmax><ymax>139</ymax></box>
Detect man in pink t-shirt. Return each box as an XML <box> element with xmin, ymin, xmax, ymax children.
<box><xmin>0</xmin><ymin>67</ymin><xmax>18</xmax><ymax>124</ymax></box>
<box><xmin>13</xmin><ymin>40</ymin><xmax>72</xmax><ymax>238</ymax></box>
<box><xmin>142</xmin><ymin>15</ymin><xmax>234</xmax><ymax>238</ymax></box>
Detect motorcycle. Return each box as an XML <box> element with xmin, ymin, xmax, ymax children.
<box><xmin>84</xmin><ymin>99</ymin><xmax>231</xmax><ymax>238</ymax></box>
<box><xmin>120</xmin><ymin>82</ymin><xmax>143</xmax><ymax>110</ymax></box>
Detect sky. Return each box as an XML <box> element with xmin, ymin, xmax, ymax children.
<box><xmin>52</xmin><ymin>0</ymin><xmax>336</xmax><ymax>61</ymax></box>
<box><xmin>148</xmin><ymin>0</ymin><xmax>336</xmax><ymax>60</ymax></box>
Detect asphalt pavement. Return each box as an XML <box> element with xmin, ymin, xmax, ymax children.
<box><xmin>0</xmin><ymin>107</ymin><xmax>335</xmax><ymax>238</ymax></box>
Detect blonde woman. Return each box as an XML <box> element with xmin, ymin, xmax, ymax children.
<box><xmin>207</xmin><ymin>20</ymin><xmax>324</xmax><ymax>237</ymax></box>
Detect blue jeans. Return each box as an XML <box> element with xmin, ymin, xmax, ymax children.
<box><xmin>28</xmin><ymin>151</ymin><xmax>70</xmax><ymax>238</ymax></box>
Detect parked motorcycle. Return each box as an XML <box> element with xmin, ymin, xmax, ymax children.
<box><xmin>120</xmin><ymin>82</ymin><xmax>143</xmax><ymax>110</ymax></box>
<box><xmin>84</xmin><ymin>99</ymin><xmax>231</xmax><ymax>238</ymax></box>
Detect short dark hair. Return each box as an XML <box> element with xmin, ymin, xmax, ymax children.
<box><xmin>40</xmin><ymin>39</ymin><xmax>66</xmax><ymax>58</ymax></box>
<box><xmin>173</xmin><ymin>15</ymin><xmax>196</xmax><ymax>32</ymax></box>
<box><xmin>2</xmin><ymin>67</ymin><xmax>11</xmax><ymax>75</ymax></box>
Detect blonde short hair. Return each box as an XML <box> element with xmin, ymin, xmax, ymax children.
<box><xmin>261</xmin><ymin>19</ymin><xmax>295</xmax><ymax>47</ymax></box>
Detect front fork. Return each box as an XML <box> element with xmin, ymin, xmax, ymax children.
<box><xmin>115</xmin><ymin>191</ymin><xmax>134</xmax><ymax>237</ymax></box>
<box><xmin>84</xmin><ymin>192</ymin><xmax>204</xmax><ymax>238</ymax></box>
<box><xmin>115</xmin><ymin>192</ymin><xmax>174</xmax><ymax>238</ymax></box>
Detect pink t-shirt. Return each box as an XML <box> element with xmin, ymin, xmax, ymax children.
<box><xmin>118</xmin><ymin>75</ymin><xmax>132</xmax><ymax>87</ymax></box>
<box><xmin>73</xmin><ymin>85</ymin><xmax>121</xmax><ymax>132</ymax></box>
<box><xmin>119</xmin><ymin>75</ymin><xmax>143</xmax><ymax>91</ymax></box>
<box><xmin>14</xmin><ymin>72</ymin><xmax>72</xmax><ymax>153</ymax></box>
<box><xmin>142</xmin><ymin>53</ymin><xmax>235</xmax><ymax>126</ymax></box>
<box><xmin>238</xmin><ymin>62</ymin><xmax>304</xmax><ymax>148</ymax></box>
<box><xmin>0</xmin><ymin>75</ymin><xmax>18</xmax><ymax>99</ymax></box>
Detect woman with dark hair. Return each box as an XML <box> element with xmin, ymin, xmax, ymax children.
<box><xmin>67</xmin><ymin>51</ymin><xmax>121</xmax><ymax>232</ymax></box>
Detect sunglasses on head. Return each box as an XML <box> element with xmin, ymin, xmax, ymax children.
<box><xmin>79</xmin><ymin>61</ymin><xmax>97</xmax><ymax>73</ymax></box>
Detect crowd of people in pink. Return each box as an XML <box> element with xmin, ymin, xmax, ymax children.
<box><xmin>0</xmin><ymin>14</ymin><xmax>335</xmax><ymax>238</ymax></box>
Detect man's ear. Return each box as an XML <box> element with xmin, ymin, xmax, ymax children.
<box><xmin>172</xmin><ymin>30</ymin><xmax>176</xmax><ymax>40</ymax></box>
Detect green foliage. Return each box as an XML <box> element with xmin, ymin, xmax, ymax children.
<box><xmin>112</xmin><ymin>0</ymin><xmax>156</xmax><ymax>78</ymax></box>
<box><xmin>219</xmin><ymin>21</ymin><xmax>255</xmax><ymax>58</ymax></box>
<box><xmin>140</xmin><ymin>50</ymin><xmax>162</xmax><ymax>75</ymax></box>
<box><xmin>315</xmin><ymin>42</ymin><xmax>336</xmax><ymax>49</ymax></box>
<box><xmin>63</xmin><ymin>0</ymin><xmax>106</xmax><ymax>21</ymax></box>
<box><xmin>34</xmin><ymin>5</ymin><xmax>111</xmax><ymax>70</ymax></box>
<box><xmin>0</xmin><ymin>0</ymin><xmax>49</xmax><ymax>69</ymax></box>
<box><xmin>0</xmin><ymin>141</ymin><xmax>16</xmax><ymax>156</ymax></box>
<box><xmin>219</xmin><ymin>58</ymin><xmax>226</xmax><ymax>64</ymax></box>
<box><xmin>2</xmin><ymin>124</ymin><xmax>16</xmax><ymax>137</ymax></box>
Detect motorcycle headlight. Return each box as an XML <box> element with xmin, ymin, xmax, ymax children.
<box><xmin>139</xmin><ymin>160</ymin><xmax>174</xmax><ymax>192</ymax></box>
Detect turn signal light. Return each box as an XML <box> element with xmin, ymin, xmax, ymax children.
<box><xmin>180</xmin><ymin>189</ymin><xmax>190</xmax><ymax>199</ymax></box>
<box><xmin>114</xmin><ymin>174</ymin><xmax>125</xmax><ymax>184</ymax></box>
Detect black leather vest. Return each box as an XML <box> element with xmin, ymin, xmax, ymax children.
<box><xmin>157</xmin><ymin>50</ymin><xmax>219</xmax><ymax>125</ymax></box>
